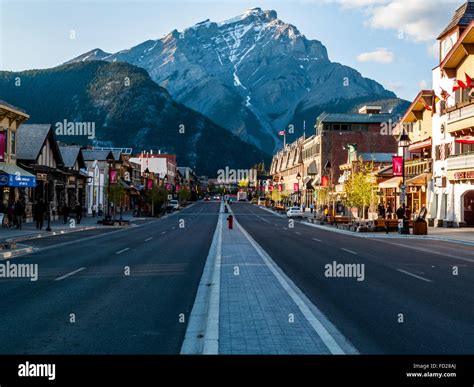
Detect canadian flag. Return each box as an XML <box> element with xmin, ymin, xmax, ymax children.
<box><xmin>278</xmin><ymin>130</ymin><xmax>286</xmax><ymax>136</ymax></box>
<box><xmin>453</xmin><ymin>79</ymin><xmax>467</xmax><ymax>93</ymax></box>
<box><xmin>465</xmin><ymin>73</ymin><xmax>473</xmax><ymax>89</ymax></box>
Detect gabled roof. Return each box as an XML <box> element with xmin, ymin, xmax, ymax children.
<box><xmin>17</xmin><ymin>124</ymin><xmax>59</xmax><ymax>162</ymax></box>
<box><xmin>82</xmin><ymin>149</ymin><xmax>115</xmax><ymax>162</ymax></box>
<box><xmin>438</xmin><ymin>1</ymin><xmax>474</xmax><ymax>40</ymax></box>
<box><xmin>0</xmin><ymin>100</ymin><xmax>29</xmax><ymax>122</ymax></box>
<box><xmin>441</xmin><ymin>20</ymin><xmax>474</xmax><ymax>70</ymax></box>
<box><xmin>58</xmin><ymin>145</ymin><xmax>85</xmax><ymax>169</ymax></box>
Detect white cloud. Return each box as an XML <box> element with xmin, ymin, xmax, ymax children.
<box><xmin>419</xmin><ymin>79</ymin><xmax>429</xmax><ymax>89</ymax></box>
<box><xmin>337</xmin><ymin>0</ymin><xmax>458</xmax><ymax>43</ymax></box>
<box><xmin>387</xmin><ymin>81</ymin><xmax>403</xmax><ymax>91</ymax></box>
<box><xmin>357</xmin><ymin>48</ymin><xmax>395</xmax><ymax>63</ymax></box>
<box><xmin>427</xmin><ymin>42</ymin><xmax>439</xmax><ymax>59</ymax></box>
<box><xmin>337</xmin><ymin>0</ymin><xmax>389</xmax><ymax>9</ymax></box>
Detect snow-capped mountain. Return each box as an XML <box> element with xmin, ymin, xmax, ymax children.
<box><xmin>67</xmin><ymin>7</ymin><xmax>406</xmax><ymax>153</ymax></box>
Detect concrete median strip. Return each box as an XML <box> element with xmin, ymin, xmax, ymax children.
<box><xmin>233</xmin><ymin>216</ymin><xmax>355</xmax><ymax>355</ymax></box>
<box><xmin>181</xmin><ymin>202</ymin><xmax>223</xmax><ymax>355</ymax></box>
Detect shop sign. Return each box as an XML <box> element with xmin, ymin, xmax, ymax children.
<box><xmin>454</xmin><ymin>171</ymin><xmax>474</xmax><ymax>180</ymax></box>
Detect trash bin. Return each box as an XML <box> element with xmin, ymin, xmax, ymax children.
<box><xmin>413</xmin><ymin>220</ymin><xmax>428</xmax><ymax>235</ymax></box>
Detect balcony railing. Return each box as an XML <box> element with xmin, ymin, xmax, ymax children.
<box><xmin>447</xmin><ymin>153</ymin><xmax>474</xmax><ymax>171</ymax></box>
<box><xmin>447</xmin><ymin>102</ymin><xmax>474</xmax><ymax>125</ymax></box>
<box><xmin>405</xmin><ymin>159</ymin><xmax>432</xmax><ymax>177</ymax></box>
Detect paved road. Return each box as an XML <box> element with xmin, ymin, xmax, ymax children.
<box><xmin>232</xmin><ymin>202</ymin><xmax>474</xmax><ymax>354</ymax></box>
<box><xmin>0</xmin><ymin>201</ymin><xmax>220</xmax><ymax>354</ymax></box>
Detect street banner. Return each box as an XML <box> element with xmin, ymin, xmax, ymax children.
<box><xmin>109</xmin><ymin>169</ymin><xmax>118</xmax><ymax>184</ymax></box>
<box><xmin>147</xmin><ymin>179</ymin><xmax>153</xmax><ymax>190</ymax></box>
<box><xmin>278</xmin><ymin>184</ymin><xmax>283</xmax><ymax>192</ymax></box>
<box><xmin>293</xmin><ymin>183</ymin><xmax>299</xmax><ymax>192</ymax></box>
<box><xmin>321</xmin><ymin>176</ymin><xmax>329</xmax><ymax>187</ymax></box>
<box><xmin>0</xmin><ymin>132</ymin><xmax>5</xmax><ymax>162</ymax></box>
<box><xmin>392</xmin><ymin>156</ymin><xmax>403</xmax><ymax>177</ymax></box>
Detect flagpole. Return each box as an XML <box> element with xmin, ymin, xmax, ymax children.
<box><xmin>284</xmin><ymin>132</ymin><xmax>286</xmax><ymax>148</ymax></box>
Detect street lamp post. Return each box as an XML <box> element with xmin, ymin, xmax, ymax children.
<box><xmin>296</xmin><ymin>172</ymin><xmax>301</xmax><ymax>206</ymax></box>
<box><xmin>398</xmin><ymin>129</ymin><xmax>411</xmax><ymax>234</ymax></box>
<box><xmin>144</xmin><ymin>168</ymin><xmax>150</xmax><ymax>216</ymax></box>
<box><xmin>106</xmin><ymin>154</ymin><xmax>114</xmax><ymax>221</ymax></box>
<box><xmin>46</xmin><ymin>179</ymin><xmax>51</xmax><ymax>232</ymax></box>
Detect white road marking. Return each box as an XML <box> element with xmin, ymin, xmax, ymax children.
<box><xmin>144</xmin><ymin>237</ymin><xmax>153</xmax><ymax>242</ymax></box>
<box><xmin>172</xmin><ymin>227</ymin><xmax>176</xmax><ymax>230</ymax></box>
<box><xmin>341</xmin><ymin>248</ymin><xmax>358</xmax><ymax>255</ymax></box>
<box><xmin>312</xmin><ymin>238</ymin><xmax>322</xmax><ymax>242</ymax></box>
<box><xmin>396</xmin><ymin>269</ymin><xmax>433</xmax><ymax>283</ymax></box>
<box><xmin>295</xmin><ymin>232</ymin><xmax>301</xmax><ymax>235</ymax></box>
<box><xmin>161</xmin><ymin>231</ymin><xmax>167</xmax><ymax>235</ymax></box>
<box><xmin>54</xmin><ymin>267</ymin><xmax>86</xmax><ymax>281</ymax></box>
<box><xmin>115</xmin><ymin>247</ymin><xmax>130</xmax><ymax>255</ymax></box>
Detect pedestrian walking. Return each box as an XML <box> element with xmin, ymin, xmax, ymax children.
<box><xmin>0</xmin><ymin>202</ymin><xmax>5</xmax><ymax>228</ymax></box>
<box><xmin>396</xmin><ymin>205</ymin><xmax>405</xmax><ymax>220</ymax></box>
<box><xmin>14</xmin><ymin>200</ymin><xmax>24</xmax><ymax>229</ymax></box>
<box><xmin>302</xmin><ymin>203</ymin><xmax>306</xmax><ymax>212</ymax></box>
<box><xmin>35</xmin><ymin>199</ymin><xmax>46</xmax><ymax>230</ymax></box>
<box><xmin>92</xmin><ymin>204</ymin><xmax>97</xmax><ymax>217</ymax></box>
<box><xmin>386</xmin><ymin>204</ymin><xmax>393</xmax><ymax>219</ymax></box>
<box><xmin>63</xmin><ymin>205</ymin><xmax>70</xmax><ymax>224</ymax></box>
<box><xmin>75</xmin><ymin>203</ymin><xmax>82</xmax><ymax>224</ymax></box>
<box><xmin>7</xmin><ymin>203</ymin><xmax>14</xmax><ymax>228</ymax></box>
<box><xmin>378</xmin><ymin>203</ymin><xmax>386</xmax><ymax>219</ymax></box>
<box><xmin>310</xmin><ymin>203</ymin><xmax>314</xmax><ymax>214</ymax></box>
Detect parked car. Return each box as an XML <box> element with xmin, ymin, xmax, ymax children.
<box><xmin>168</xmin><ymin>200</ymin><xmax>180</xmax><ymax>211</ymax></box>
<box><xmin>204</xmin><ymin>195</ymin><xmax>211</xmax><ymax>201</ymax></box>
<box><xmin>213</xmin><ymin>195</ymin><xmax>221</xmax><ymax>201</ymax></box>
<box><xmin>287</xmin><ymin>207</ymin><xmax>303</xmax><ymax>218</ymax></box>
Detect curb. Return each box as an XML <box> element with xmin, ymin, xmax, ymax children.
<box><xmin>0</xmin><ymin>245</ymin><xmax>33</xmax><ymax>259</ymax></box>
<box><xmin>255</xmin><ymin>205</ymin><xmax>474</xmax><ymax>247</ymax></box>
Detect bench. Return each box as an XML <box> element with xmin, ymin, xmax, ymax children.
<box><xmin>373</xmin><ymin>219</ymin><xmax>414</xmax><ymax>232</ymax></box>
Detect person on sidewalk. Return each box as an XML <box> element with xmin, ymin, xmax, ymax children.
<box><xmin>386</xmin><ymin>204</ymin><xmax>393</xmax><ymax>220</ymax></box>
<box><xmin>35</xmin><ymin>199</ymin><xmax>46</xmax><ymax>230</ymax></box>
<box><xmin>75</xmin><ymin>203</ymin><xmax>82</xmax><ymax>224</ymax></box>
<box><xmin>7</xmin><ymin>203</ymin><xmax>14</xmax><ymax>228</ymax></box>
<box><xmin>63</xmin><ymin>205</ymin><xmax>70</xmax><ymax>224</ymax></box>
<box><xmin>0</xmin><ymin>202</ymin><xmax>5</xmax><ymax>228</ymax></box>
<box><xmin>310</xmin><ymin>203</ymin><xmax>314</xmax><ymax>214</ymax></box>
<box><xmin>14</xmin><ymin>200</ymin><xmax>24</xmax><ymax>229</ymax></box>
<box><xmin>92</xmin><ymin>204</ymin><xmax>97</xmax><ymax>218</ymax></box>
<box><xmin>396</xmin><ymin>205</ymin><xmax>405</xmax><ymax>220</ymax></box>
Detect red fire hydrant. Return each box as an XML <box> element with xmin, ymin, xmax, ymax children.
<box><xmin>227</xmin><ymin>215</ymin><xmax>233</xmax><ymax>230</ymax></box>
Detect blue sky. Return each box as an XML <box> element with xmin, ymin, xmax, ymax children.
<box><xmin>0</xmin><ymin>0</ymin><xmax>464</xmax><ymax>101</ymax></box>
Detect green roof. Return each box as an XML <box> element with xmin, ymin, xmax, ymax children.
<box><xmin>318</xmin><ymin>113</ymin><xmax>394</xmax><ymax>124</ymax></box>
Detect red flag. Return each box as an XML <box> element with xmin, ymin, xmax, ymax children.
<box><xmin>466</xmin><ymin>73</ymin><xmax>473</xmax><ymax>89</ymax></box>
<box><xmin>453</xmin><ymin>79</ymin><xmax>467</xmax><ymax>92</ymax></box>
<box><xmin>278</xmin><ymin>130</ymin><xmax>286</xmax><ymax>136</ymax></box>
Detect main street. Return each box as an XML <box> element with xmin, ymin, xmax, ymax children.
<box><xmin>0</xmin><ymin>200</ymin><xmax>473</xmax><ymax>354</ymax></box>
<box><xmin>0</xmin><ymin>201</ymin><xmax>219</xmax><ymax>354</ymax></box>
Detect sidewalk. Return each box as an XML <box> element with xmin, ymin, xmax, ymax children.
<box><xmin>259</xmin><ymin>205</ymin><xmax>474</xmax><ymax>246</ymax></box>
<box><xmin>0</xmin><ymin>212</ymin><xmax>136</xmax><ymax>243</ymax></box>
<box><xmin>217</xmin><ymin>207</ymin><xmax>354</xmax><ymax>354</ymax></box>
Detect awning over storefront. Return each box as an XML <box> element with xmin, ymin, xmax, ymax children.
<box><xmin>0</xmin><ymin>163</ymin><xmax>36</xmax><ymax>188</ymax></box>
<box><xmin>307</xmin><ymin>161</ymin><xmax>318</xmax><ymax>176</ymax></box>
<box><xmin>409</xmin><ymin>138</ymin><xmax>432</xmax><ymax>152</ymax></box>
<box><xmin>379</xmin><ymin>177</ymin><xmax>402</xmax><ymax>189</ymax></box>
<box><xmin>455</xmin><ymin>136</ymin><xmax>474</xmax><ymax>144</ymax></box>
<box><xmin>406</xmin><ymin>173</ymin><xmax>431</xmax><ymax>186</ymax></box>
